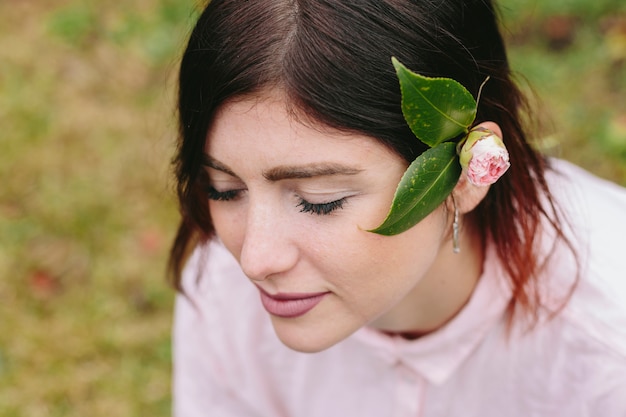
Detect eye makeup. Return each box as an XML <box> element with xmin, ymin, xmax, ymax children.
<box><xmin>297</xmin><ymin>197</ymin><xmax>347</xmax><ymax>215</ymax></box>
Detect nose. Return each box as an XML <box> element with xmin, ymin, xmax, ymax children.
<box><xmin>238</xmin><ymin>201</ymin><xmax>299</xmax><ymax>281</ymax></box>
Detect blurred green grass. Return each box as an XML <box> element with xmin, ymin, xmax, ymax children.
<box><xmin>501</xmin><ymin>0</ymin><xmax>626</xmax><ymax>182</ymax></box>
<box><xmin>0</xmin><ymin>1</ymin><xmax>625</xmax><ymax>416</ymax></box>
<box><xmin>0</xmin><ymin>1</ymin><xmax>200</xmax><ymax>415</ymax></box>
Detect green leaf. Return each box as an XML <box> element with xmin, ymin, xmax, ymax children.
<box><xmin>368</xmin><ymin>142</ymin><xmax>461</xmax><ymax>236</ymax></box>
<box><xmin>393</xmin><ymin>57</ymin><xmax>477</xmax><ymax>147</ymax></box>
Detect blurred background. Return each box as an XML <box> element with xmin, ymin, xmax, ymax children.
<box><xmin>0</xmin><ymin>0</ymin><xmax>625</xmax><ymax>416</ymax></box>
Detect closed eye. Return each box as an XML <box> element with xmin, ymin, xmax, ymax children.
<box><xmin>208</xmin><ymin>185</ymin><xmax>348</xmax><ymax>216</ymax></box>
<box><xmin>206</xmin><ymin>187</ymin><xmax>244</xmax><ymax>201</ymax></box>
<box><xmin>297</xmin><ymin>197</ymin><xmax>346</xmax><ymax>215</ymax></box>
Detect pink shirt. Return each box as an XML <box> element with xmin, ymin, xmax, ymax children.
<box><xmin>173</xmin><ymin>160</ymin><xmax>626</xmax><ymax>416</ymax></box>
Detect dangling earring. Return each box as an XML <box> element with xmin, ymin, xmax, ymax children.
<box><xmin>452</xmin><ymin>195</ymin><xmax>460</xmax><ymax>254</ymax></box>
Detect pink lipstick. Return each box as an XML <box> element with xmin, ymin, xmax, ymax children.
<box><xmin>257</xmin><ymin>288</ymin><xmax>328</xmax><ymax>318</ymax></box>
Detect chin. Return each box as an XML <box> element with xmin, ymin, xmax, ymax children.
<box><xmin>270</xmin><ymin>316</ymin><xmax>354</xmax><ymax>353</ymax></box>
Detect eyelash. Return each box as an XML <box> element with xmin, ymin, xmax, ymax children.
<box><xmin>206</xmin><ymin>187</ymin><xmax>242</xmax><ymax>201</ymax></box>
<box><xmin>206</xmin><ymin>187</ymin><xmax>346</xmax><ymax>216</ymax></box>
<box><xmin>297</xmin><ymin>197</ymin><xmax>346</xmax><ymax>215</ymax></box>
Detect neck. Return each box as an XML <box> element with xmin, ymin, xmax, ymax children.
<box><xmin>370</xmin><ymin>225</ymin><xmax>485</xmax><ymax>336</ymax></box>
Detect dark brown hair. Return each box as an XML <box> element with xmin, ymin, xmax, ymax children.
<box><xmin>169</xmin><ymin>0</ymin><xmax>573</xmax><ymax>325</ymax></box>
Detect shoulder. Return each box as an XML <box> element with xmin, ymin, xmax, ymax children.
<box><xmin>546</xmin><ymin>158</ymin><xmax>626</xmax><ymax>229</ymax></box>
<box><xmin>545</xmin><ymin>159</ymin><xmax>626</xmax><ymax>292</ymax></box>
<box><xmin>541</xmin><ymin>159</ymin><xmax>626</xmax><ymax>356</ymax></box>
<box><xmin>172</xmin><ymin>239</ymin><xmax>286</xmax><ymax>413</ymax></box>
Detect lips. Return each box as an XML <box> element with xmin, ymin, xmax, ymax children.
<box><xmin>257</xmin><ymin>287</ymin><xmax>329</xmax><ymax>318</ymax></box>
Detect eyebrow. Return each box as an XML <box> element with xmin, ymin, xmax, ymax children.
<box><xmin>202</xmin><ymin>154</ymin><xmax>362</xmax><ymax>181</ymax></box>
<box><xmin>263</xmin><ymin>163</ymin><xmax>363</xmax><ymax>181</ymax></box>
<box><xmin>202</xmin><ymin>154</ymin><xmax>237</xmax><ymax>177</ymax></box>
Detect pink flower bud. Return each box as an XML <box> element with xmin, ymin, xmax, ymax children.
<box><xmin>459</xmin><ymin>128</ymin><xmax>510</xmax><ymax>186</ymax></box>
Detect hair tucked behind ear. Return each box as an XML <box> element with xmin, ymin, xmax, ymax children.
<box><xmin>168</xmin><ymin>0</ymin><xmax>577</xmax><ymax>326</ymax></box>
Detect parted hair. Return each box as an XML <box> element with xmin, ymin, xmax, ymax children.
<box><xmin>170</xmin><ymin>0</ymin><xmax>574</xmax><ymax>326</ymax></box>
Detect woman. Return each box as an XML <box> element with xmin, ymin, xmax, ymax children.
<box><xmin>169</xmin><ymin>1</ymin><xmax>626</xmax><ymax>415</ymax></box>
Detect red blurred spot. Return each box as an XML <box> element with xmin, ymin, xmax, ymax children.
<box><xmin>543</xmin><ymin>15</ymin><xmax>577</xmax><ymax>51</ymax></box>
<box><xmin>28</xmin><ymin>270</ymin><xmax>62</xmax><ymax>299</ymax></box>
<box><xmin>138</xmin><ymin>229</ymin><xmax>163</xmax><ymax>255</ymax></box>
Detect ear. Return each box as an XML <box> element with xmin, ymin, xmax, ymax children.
<box><xmin>473</xmin><ymin>121</ymin><xmax>502</xmax><ymax>140</ymax></box>
<box><xmin>451</xmin><ymin>174</ymin><xmax>489</xmax><ymax>214</ymax></box>
<box><xmin>451</xmin><ymin>121</ymin><xmax>502</xmax><ymax>214</ymax></box>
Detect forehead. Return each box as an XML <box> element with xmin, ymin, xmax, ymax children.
<box><xmin>209</xmin><ymin>92</ymin><xmax>343</xmax><ymax>141</ymax></box>
<box><xmin>206</xmin><ymin>92</ymin><xmax>388</xmax><ymax>159</ymax></box>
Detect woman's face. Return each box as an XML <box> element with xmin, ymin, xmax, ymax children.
<box><xmin>204</xmin><ymin>93</ymin><xmax>456</xmax><ymax>352</ymax></box>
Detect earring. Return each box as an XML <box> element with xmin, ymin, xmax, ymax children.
<box><xmin>452</xmin><ymin>195</ymin><xmax>460</xmax><ymax>254</ymax></box>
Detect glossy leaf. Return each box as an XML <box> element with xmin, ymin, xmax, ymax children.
<box><xmin>393</xmin><ymin>57</ymin><xmax>477</xmax><ymax>147</ymax></box>
<box><xmin>368</xmin><ymin>142</ymin><xmax>461</xmax><ymax>236</ymax></box>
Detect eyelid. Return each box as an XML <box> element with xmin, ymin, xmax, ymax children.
<box><xmin>205</xmin><ymin>169</ymin><xmax>246</xmax><ymax>193</ymax></box>
<box><xmin>296</xmin><ymin>187</ymin><xmax>357</xmax><ymax>200</ymax></box>
<box><xmin>205</xmin><ymin>167</ymin><xmax>242</xmax><ymax>183</ymax></box>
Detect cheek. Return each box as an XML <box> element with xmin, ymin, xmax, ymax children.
<box><xmin>332</xmin><ymin>214</ymin><xmax>446</xmax><ymax>294</ymax></box>
<box><xmin>311</xmin><ymin>205</ymin><xmax>434</xmax><ymax>274</ymax></box>
<box><xmin>209</xmin><ymin>202</ymin><xmax>245</xmax><ymax>254</ymax></box>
